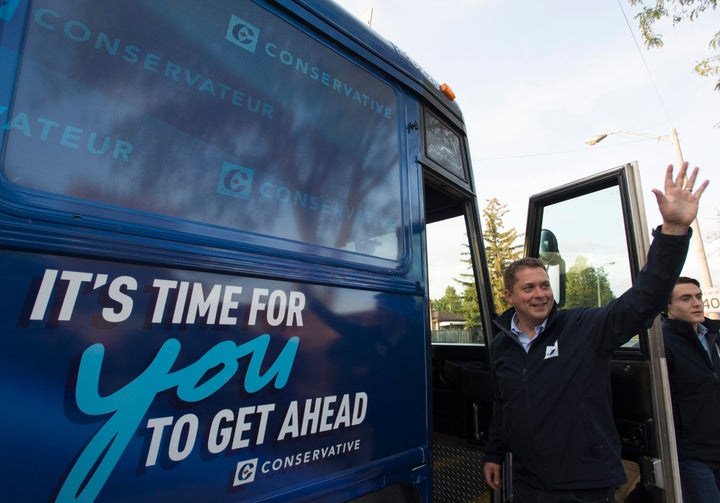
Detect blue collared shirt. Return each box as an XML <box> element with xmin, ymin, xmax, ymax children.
<box><xmin>697</xmin><ymin>323</ymin><xmax>715</xmax><ymax>359</ymax></box>
<box><xmin>510</xmin><ymin>313</ymin><xmax>548</xmax><ymax>353</ymax></box>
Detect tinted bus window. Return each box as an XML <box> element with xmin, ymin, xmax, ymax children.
<box><xmin>1</xmin><ymin>0</ymin><xmax>402</xmax><ymax>260</ymax></box>
<box><xmin>424</xmin><ymin>109</ymin><xmax>466</xmax><ymax>183</ymax></box>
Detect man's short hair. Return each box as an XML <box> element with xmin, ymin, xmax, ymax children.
<box><xmin>675</xmin><ymin>276</ymin><xmax>700</xmax><ymax>289</ymax></box>
<box><xmin>503</xmin><ymin>257</ymin><xmax>547</xmax><ymax>292</ymax></box>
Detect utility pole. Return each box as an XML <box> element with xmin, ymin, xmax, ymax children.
<box><xmin>668</xmin><ymin>128</ymin><xmax>713</xmax><ymax>290</ymax></box>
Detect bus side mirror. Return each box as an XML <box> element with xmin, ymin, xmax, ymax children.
<box><xmin>539</xmin><ymin>229</ymin><xmax>566</xmax><ymax>307</ymax></box>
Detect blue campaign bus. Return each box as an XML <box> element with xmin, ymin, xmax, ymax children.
<box><xmin>0</xmin><ymin>1</ymin><xmax>683</xmax><ymax>502</ymax></box>
<box><xmin>0</xmin><ymin>1</ymin><xmax>491</xmax><ymax>501</ymax></box>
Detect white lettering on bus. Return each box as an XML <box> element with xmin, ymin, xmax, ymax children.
<box><xmin>276</xmin><ymin>392</ymin><xmax>368</xmax><ymax>440</ymax></box>
<box><xmin>29</xmin><ymin>269</ymin><xmax>137</xmax><ymax>322</ymax></box>
<box><xmin>151</xmin><ymin>280</ymin><xmax>244</xmax><ymax>325</ymax></box>
<box><xmin>146</xmin><ymin>405</ymin><xmax>278</xmax><ymax>466</ymax></box>
<box><xmin>248</xmin><ymin>288</ymin><xmax>305</xmax><ymax>327</ymax></box>
<box><xmin>259</xmin><ymin>439</ymin><xmax>361</xmax><ymax>474</ymax></box>
<box><xmin>28</xmin><ymin>269</ymin><xmax>307</xmax><ymax>327</ymax></box>
<box><xmin>206</xmin><ymin>404</ymin><xmax>276</xmax><ymax>454</ymax></box>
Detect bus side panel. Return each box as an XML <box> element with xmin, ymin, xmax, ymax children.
<box><xmin>1</xmin><ymin>0</ymin><xmax>433</xmax><ymax>500</ymax></box>
<box><xmin>0</xmin><ymin>249</ymin><xmax>428</xmax><ymax>502</ymax></box>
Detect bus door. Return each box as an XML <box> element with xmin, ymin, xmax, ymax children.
<box><xmin>421</xmin><ymin>108</ymin><xmax>497</xmax><ymax>501</ymax></box>
<box><xmin>524</xmin><ymin>162</ymin><xmax>680</xmax><ymax>503</ymax></box>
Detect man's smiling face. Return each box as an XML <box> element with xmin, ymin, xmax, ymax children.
<box><xmin>505</xmin><ymin>266</ymin><xmax>554</xmax><ymax>328</ymax></box>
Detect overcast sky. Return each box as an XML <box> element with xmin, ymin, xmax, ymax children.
<box><xmin>336</xmin><ymin>0</ymin><xmax>719</xmax><ymax>295</ymax></box>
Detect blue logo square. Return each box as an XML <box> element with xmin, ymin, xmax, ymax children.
<box><xmin>225</xmin><ymin>14</ymin><xmax>259</xmax><ymax>53</ymax></box>
<box><xmin>217</xmin><ymin>162</ymin><xmax>254</xmax><ymax>200</ymax></box>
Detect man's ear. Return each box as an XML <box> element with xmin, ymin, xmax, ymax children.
<box><xmin>504</xmin><ymin>289</ymin><xmax>513</xmax><ymax>305</ymax></box>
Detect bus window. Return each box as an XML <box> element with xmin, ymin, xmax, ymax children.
<box><xmin>424</xmin><ymin>110</ymin><xmax>466</xmax><ymax>183</ymax></box>
<box><xmin>1</xmin><ymin>0</ymin><xmax>403</xmax><ymax>262</ymax></box>
<box><xmin>421</xmin><ymin>108</ymin><xmax>484</xmax><ymax>345</ymax></box>
<box><xmin>427</xmin><ymin>215</ymin><xmax>485</xmax><ymax>344</ymax></box>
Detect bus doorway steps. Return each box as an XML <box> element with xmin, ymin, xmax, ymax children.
<box><xmin>433</xmin><ymin>433</ymin><xmax>491</xmax><ymax>503</ymax></box>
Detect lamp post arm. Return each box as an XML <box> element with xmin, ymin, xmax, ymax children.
<box><xmin>614</xmin><ymin>131</ymin><xmax>669</xmax><ymax>142</ymax></box>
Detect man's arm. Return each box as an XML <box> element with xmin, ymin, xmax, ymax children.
<box><xmin>594</xmin><ymin>163</ymin><xmax>709</xmax><ymax>353</ymax></box>
<box><xmin>482</xmin><ymin>351</ymin><xmax>507</xmax><ymax>490</ymax></box>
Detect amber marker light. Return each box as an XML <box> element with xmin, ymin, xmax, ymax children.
<box><xmin>440</xmin><ymin>83</ymin><xmax>456</xmax><ymax>101</ymax></box>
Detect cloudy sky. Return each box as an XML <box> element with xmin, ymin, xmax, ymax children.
<box><xmin>335</xmin><ymin>0</ymin><xmax>719</xmax><ymax>296</ymax></box>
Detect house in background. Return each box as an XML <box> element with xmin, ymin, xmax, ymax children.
<box><xmin>430</xmin><ymin>310</ymin><xmax>466</xmax><ymax>331</ymax></box>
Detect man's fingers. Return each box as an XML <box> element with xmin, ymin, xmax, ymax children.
<box><xmin>685</xmin><ymin>167</ymin><xmax>699</xmax><ymax>187</ymax></box>
<box><xmin>664</xmin><ymin>164</ymin><xmax>674</xmax><ymax>189</ymax></box>
<box><xmin>693</xmin><ymin>179</ymin><xmax>710</xmax><ymax>198</ymax></box>
<box><xmin>672</xmin><ymin>162</ymin><xmax>689</xmax><ymax>189</ymax></box>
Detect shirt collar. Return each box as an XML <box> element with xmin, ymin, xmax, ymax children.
<box><xmin>510</xmin><ymin>312</ymin><xmax>548</xmax><ymax>337</ymax></box>
<box><xmin>698</xmin><ymin>322</ymin><xmax>708</xmax><ymax>336</ymax></box>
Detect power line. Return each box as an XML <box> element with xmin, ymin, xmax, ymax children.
<box><xmin>475</xmin><ymin>138</ymin><xmax>661</xmax><ymax>161</ymax></box>
<box><xmin>615</xmin><ymin>0</ymin><xmax>675</xmax><ymax>127</ymax></box>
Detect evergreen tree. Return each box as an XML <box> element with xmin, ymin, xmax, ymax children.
<box><xmin>431</xmin><ymin>198</ymin><xmax>522</xmax><ymax>329</ymax></box>
<box><xmin>482</xmin><ymin>198</ymin><xmax>523</xmax><ymax>314</ymax></box>
<box><xmin>460</xmin><ymin>281</ymin><xmax>482</xmax><ymax>329</ymax></box>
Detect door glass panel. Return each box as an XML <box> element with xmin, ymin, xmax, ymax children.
<box><xmin>538</xmin><ymin>186</ymin><xmax>638</xmax><ymax>349</ymax></box>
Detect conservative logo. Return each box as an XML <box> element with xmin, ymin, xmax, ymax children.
<box><xmin>544</xmin><ymin>341</ymin><xmax>559</xmax><ymax>360</ymax></box>
<box><xmin>226</xmin><ymin>14</ymin><xmax>260</xmax><ymax>53</ymax></box>
<box><xmin>234</xmin><ymin>458</ymin><xmax>258</xmax><ymax>486</ymax></box>
<box><xmin>0</xmin><ymin>0</ymin><xmax>20</xmax><ymax>22</ymax></box>
<box><xmin>217</xmin><ymin>161</ymin><xmax>255</xmax><ymax>200</ymax></box>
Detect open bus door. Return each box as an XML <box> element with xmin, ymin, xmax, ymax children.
<box><xmin>522</xmin><ymin>162</ymin><xmax>681</xmax><ymax>503</ymax></box>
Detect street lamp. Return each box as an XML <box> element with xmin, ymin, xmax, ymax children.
<box><xmin>585</xmin><ymin>131</ymin><xmax>669</xmax><ymax>146</ymax></box>
<box><xmin>596</xmin><ymin>262</ymin><xmax>615</xmax><ymax>307</ymax></box>
<box><xmin>585</xmin><ymin>128</ymin><xmax>713</xmax><ymax>290</ymax></box>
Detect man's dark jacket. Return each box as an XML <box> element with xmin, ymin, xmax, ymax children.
<box><xmin>663</xmin><ymin>315</ymin><xmax>720</xmax><ymax>464</ymax></box>
<box><xmin>483</xmin><ymin>228</ymin><xmax>690</xmax><ymax>491</ymax></box>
